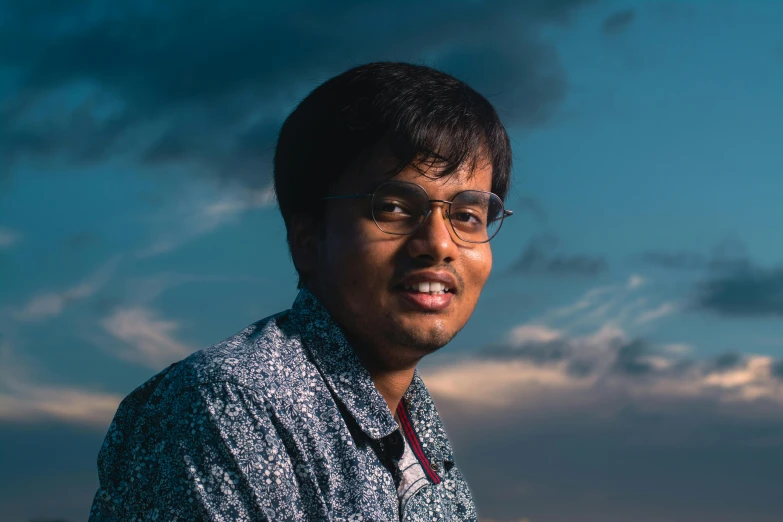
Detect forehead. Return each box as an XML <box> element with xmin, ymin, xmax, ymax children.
<box><xmin>339</xmin><ymin>145</ymin><xmax>494</xmax><ymax>196</ymax></box>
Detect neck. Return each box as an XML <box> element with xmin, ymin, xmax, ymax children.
<box><xmin>347</xmin><ymin>336</ymin><xmax>421</xmax><ymax>414</ymax></box>
<box><xmin>368</xmin><ymin>366</ymin><xmax>416</xmax><ymax>414</ymax></box>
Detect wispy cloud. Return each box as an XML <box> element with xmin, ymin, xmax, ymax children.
<box><xmin>633</xmin><ymin>301</ymin><xmax>677</xmax><ymax>325</ymax></box>
<box><xmin>0</xmin><ymin>340</ymin><xmax>121</xmax><ymax>427</ymax></box>
<box><xmin>135</xmin><ymin>183</ymin><xmax>275</xmax><ymax>258</ymax></box>
<box><xmin>13</xmin><ymin>255</ymin><xmax>121</xmax><ymax>321</ymax></box>
<box><xmin>533</xmin><ymin>274</ymin><xmax>667</xmax><ymax>334</ymax></box>
<box><xmin>102</xmin><ymin>306</ymin><xmax>193</xmax><ymax>369</ymax></box>
<box><xmin>626</xmin><ymin>274</ymin><xmax>647</xmax><ymax>289</ymax></box>
<box><xmin>0</xmin><ymin>226</ymin><xmax>22</xmax><ymax>248</ymax></box>
<box><xmin>508</xmin><ymin>324</ymin><xmax>564</xmax><ymax>345</ymax></box>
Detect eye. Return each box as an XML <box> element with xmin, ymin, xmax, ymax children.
<box><xmin>451</xmin><ymin>209</ymin><xmax>485</xmax><ymax>226</ymax></box>
<box><xmin>374</xmin><ymin>199</ymin><xmax>414</xmax><ymax>217</ymax></box>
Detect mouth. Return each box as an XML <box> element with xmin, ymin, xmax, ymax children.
<box><xmin>395</xmin><ymin>280</ymin><xmax>456</xmax><ymax>312</ymax></box>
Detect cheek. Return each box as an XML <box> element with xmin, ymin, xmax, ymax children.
<box><xmin>463</xmin><ymin>245</ymin><xmax>493</xmax><ymax>288</ymax></box>
<box><xmin>324</xmin><ymin>219</ymin><xmax>393</xmax><ymax>287</ymax></box>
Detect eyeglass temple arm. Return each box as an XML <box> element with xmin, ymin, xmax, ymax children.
<box><xmin>486</xmin><ymin>209</ymin><xmax>513</xmax><ymax>225</ymax></box>
<box><xmin>321</xmin><ymin>194</ymin><xmax>373</xmax><ymax>200</ymax></box>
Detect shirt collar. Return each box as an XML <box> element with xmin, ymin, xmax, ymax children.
<box><xmin>288</xmin><ymin>287</ymin><xmax>399</xmax><ymax>440</ymax></box>
<box><xmin>403</xmin><ymin>370</ymin><xmax>456</xmax><ymax>465</ymax></box>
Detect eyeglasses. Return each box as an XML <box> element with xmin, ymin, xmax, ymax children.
<box><xmin>321</xmin><ymin>180</ymin><xmax>513</xmax><ymax>243</ymax></box>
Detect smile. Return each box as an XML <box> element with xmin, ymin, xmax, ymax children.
<box><xmin>398</xmin><ymin>285</ymin><xmax>454</xmax><ymax>312</ymax></box>
<box><xmin>403</xmin><ymin>281</ymin><xmax>452</xmax><ymax>295</ymax></box>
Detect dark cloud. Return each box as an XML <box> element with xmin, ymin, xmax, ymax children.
<box><xmin>602</xmin><ymin>9</ymin><xmax>635</xmax><ymax>34</ymax></box>
<box><xmin>0</xmin><ymin>0</ymin><xmax>595</xmax><ymax>186</ymax></box>
<box><xmin>508</xmin><ymin>234</ymin><xmax>608</xmax><ymax>277</ymax></box>
<box><xmin>640</xmin><ymin>250</ymin><xmax>708</xmax><ymax>270</ymax></box>
<box><xmin>612</xmin><ymin>338</ymin><xmax>656</xmax><ymax>375</ymax></box>
<box><xmin>773</xmin><ymin>360</ymin><xmax>783</xmax><ymax>380</ymax></box>
<box><xmin>694</xmin><ymin>266</ymin><xmax>783</xmax><ymax>318</ymax></box>
<box><xmin>639</xmin><ymin>236</ymin><xmax>783</xmax><ymax>318</ymax></box>
<box><xmin>482</xmin><ymin>338</ymin><xmax>573</xmax><ymax>363</ymax></box>
<box><xmin>711</xmin><ymin>352</ymin><xmax>745</xmax><ymax>372</ymax></box>
<box><xmin>640</xmin><ymin>235</ymin><xmax>753</xmax><ymax>273</ymax></box>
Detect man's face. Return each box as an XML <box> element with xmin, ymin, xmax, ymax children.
<box><xmin>308</xmin><ymin>153</ymin><xmax>495</xmax><ymax>369</ymax></box>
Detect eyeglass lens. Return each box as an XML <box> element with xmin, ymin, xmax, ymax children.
<box><xmin>370</xmin><ymin>182</ymin><xmax>505</xmax><ymax>243</ymax></box>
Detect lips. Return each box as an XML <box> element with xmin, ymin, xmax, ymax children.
<box><xmin>396</xmin><ymin>271</ymin><xmax>458</xmax><ymax>294</ymax></box>
<box><xmin>395</xmin><ymin>270</ymin><xmax>459</xmax><ymax>312</ymax></box>
<box><xmin>397</xmin><ymin>289</ymin><xmax>454</xmax><ymax>311</ymax></box>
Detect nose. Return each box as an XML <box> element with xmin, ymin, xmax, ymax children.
<box><xmin>405</xmin><ymin>202</ymin><xmax>459</xmax><ymax>264</ymax></box>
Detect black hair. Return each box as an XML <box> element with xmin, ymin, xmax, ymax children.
<box><xmin>273</xmin><ymin>61</ymin><xmax>512</xmax><ymax>287</ymax></box>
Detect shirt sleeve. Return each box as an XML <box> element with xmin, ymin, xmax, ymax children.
<box><xmin>89</xmin><ymin>381</ymin><xmax>307</xmax><ymax>521</ymax></box>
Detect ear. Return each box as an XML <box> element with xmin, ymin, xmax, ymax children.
<box><xmin>288</xmin><ymin>214</ymin><xmax>320</xmax><ymax>279</ymax></box>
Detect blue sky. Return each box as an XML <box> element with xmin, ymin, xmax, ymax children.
<box><xmin>1</xmin><ymin>1</ymin><xmax>782</xmax><ymax>521</ymax></box>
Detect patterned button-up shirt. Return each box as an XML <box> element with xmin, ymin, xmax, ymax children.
<box><xmin>89</xmin><ymin>288</ymin><xmax>477</xmax><ymax>521</ymax></box>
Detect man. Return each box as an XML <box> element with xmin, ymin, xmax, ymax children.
<box><xmin>89</xmin><ymin>61</ymin><xmax>513</xmax><ymax>521</ymax></box>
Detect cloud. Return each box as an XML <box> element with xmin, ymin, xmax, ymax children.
<box><xmin>423</xmin><ymin>318</ymin><xmax>783</xmax><ymax>521</ymax></box>
<box><xmin>101</xmin><ymin>306</ymin><xmax>193</xmax><ymax>369</ymax></box>
<box><xmin>465</xmin><ymin>327</ymin><xmax>768</xmax><ymax>411</ymax></box>
<box><xmin>602</xmin><ymin>9</ymin><xmax>636</xmax><ymax>34</ymax></box>
<box><xmin>632</xmin><ymin>301</ymin><xmax>677</xmax><ymax>325</ymax></box>
<box><xmin>626</xmin><ymin>274</ymin><xmax>646</xmax><ymax>289</ymax></box>
<box><xmin>640</xmin><ymin>235</ymin><xmax>753</xmax><ymax>273</ymax></box>
<box><xmin>0</xmin><ymin>384</ymin><xmax>121</xmax><ymax>428</ymax></box>
<box><xmin>420</xmin><ymin>277</ymin><xmax>783</xmax><ymax>519</ymax></box>
<box><xmin>640</xmin><ymin>250</ymin><xmax>708</xmax><ymax>270</ymax></box>
<box><xmin>0</xmin><ymin>226</ymin><xmax>21</xmax><ymax>248</ymax></box>
<box><xmin>134</xmin><ymin>183</ymin><xmax>275</xmax><ymax>257</ymax></box>
<box><xmin>693</xmin><ymin>265</ymin><xmax>783</xmax><ymax>318</ymax></box>
<box><xmin>436</xmin><ymin>275</ymin><xmax>783</xmax><ymax>412</ymax></box>
<box><xmin>508</xmin><ymin>324</ymin><xmax>564</xmax><ymax>345</ymax></box>
<box><xmin>639</xmin><ymin>236</ymin><xmax>783</xmax><ymax>318</ymax></box>
<box><xmin>0</xmin><ymin>340</ymin><xmax>120</xmax><ymax>427</ymax></box>
<box><xmin>13</xmin><ymin>255</ymin><xmax>121</xmax><ymax>321</ymax></box>
<box><xmin>1</xmin><ymin>0</ymin><xmax>595</xmax><ymax>185</ymax></box>
<box><xmin>530</xmin><ymin>275</ymin><xmax>654</xmax><ymax>334</ymax></box>
<box><xmin>508</xmin><ymin>234</ymin><xmax>607</xmax><ymax>277</ymax></box>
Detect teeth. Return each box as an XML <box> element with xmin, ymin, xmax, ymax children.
<box><xmin>404</xmin><ymin>281</ymin><xmax>450</xmax><ymax>294</ymax></box>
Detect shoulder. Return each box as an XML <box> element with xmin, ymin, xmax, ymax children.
<box><xmin>188</xmin><ymin>310</ymin><xmax>305</xmax><ymax>386</ymax></box>
<box><xmin>119</xmin><ymin>310</ymin><xmax>308</xmax><ymax>414</ymax></box>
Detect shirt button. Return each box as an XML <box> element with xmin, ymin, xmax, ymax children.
<box><xmin>430</xmin><ymin>461</ymin><xmax>440</xmax><ymax>472</ymax></box>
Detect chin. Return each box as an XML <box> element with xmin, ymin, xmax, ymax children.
<box><xmin>396</xmin><ymin>321</ymin><xmax>456</xmax><ymax>354</ymax></box>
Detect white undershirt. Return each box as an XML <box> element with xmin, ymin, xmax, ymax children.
<box><xmin>395</xmin><ymin>419</ymin><xmax>428</xmax><ymax>514</ymax></box>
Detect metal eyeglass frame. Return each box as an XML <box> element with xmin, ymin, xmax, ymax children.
<box><xmin>321</xmin><ymin>180</ymin><xmax>513</xmax><ymax>244</ymax></box>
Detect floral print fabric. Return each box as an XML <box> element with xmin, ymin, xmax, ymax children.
<box><xmin>89</xmin><ymin>288</ymin><xmax>477</xmax><ymax>521</ymax></box>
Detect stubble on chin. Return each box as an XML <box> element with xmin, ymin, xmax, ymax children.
<box><xmin>374</xmin><ymin>311</ymin><xmax>458</xmax><ymax>357</ymax></box>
